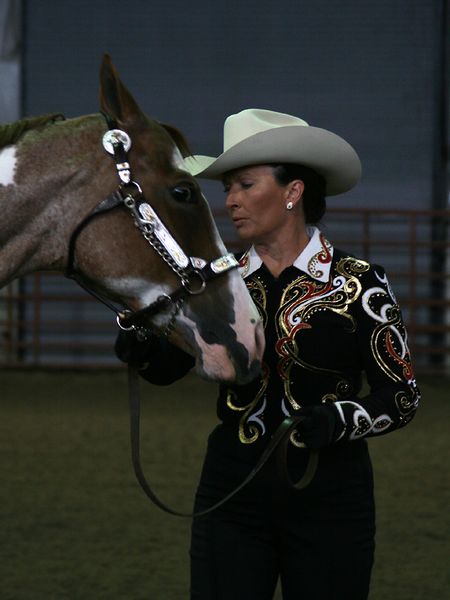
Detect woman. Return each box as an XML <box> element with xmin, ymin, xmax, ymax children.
<box><xmin>116</xmin><ymin>109</ymin><xmax>420</xmax><ymax>600</ymax></box>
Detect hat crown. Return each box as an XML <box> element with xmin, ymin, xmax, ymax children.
<box><xmin>223</xmin><ymin>108</ymin><xmax>309</xmax><ymax>152</ymax></box>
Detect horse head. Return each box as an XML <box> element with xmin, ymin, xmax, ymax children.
<box><xmin>66</xmin><ymin>55</ymin><xmax>264</xmax><ymax>384</ymax></box>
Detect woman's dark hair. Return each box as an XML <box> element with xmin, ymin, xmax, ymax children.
<box><xmin>270</xmin><ymin>163</ymin><xmax>327</xmax><ymax>225</ymax></box>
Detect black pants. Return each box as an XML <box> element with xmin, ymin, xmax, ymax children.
<box><xmin>190</xmin><ymin>426</ymin><xmax>375</xmax><ymax>600</ymax></box>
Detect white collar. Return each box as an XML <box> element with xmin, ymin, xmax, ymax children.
<box><xmin>238</xmin><ymin>227</ymin><xmax>334</xmax><ymax>283</ymax></box>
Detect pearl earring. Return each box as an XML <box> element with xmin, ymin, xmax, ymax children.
<box><xmin>286</xmin><ymin>201</ymin><xmax>293</xmax><ymax>210</ymax></box>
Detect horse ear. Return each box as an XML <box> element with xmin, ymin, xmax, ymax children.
<box><xmin>99</xmin><ymin>54</ymin><xmax>145</xmax><ymax>127</ymax></box>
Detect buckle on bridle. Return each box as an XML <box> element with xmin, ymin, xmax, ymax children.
<box><xmin>116</xmin><ymin>310</ymin><xmax>136</xmax><ymax>331</ymax></box>
<box><xmin>182</xmin><ymin>269</ymin><xmax>206</xmax><ymax>295</ymax></box>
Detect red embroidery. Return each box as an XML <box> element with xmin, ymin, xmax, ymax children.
<box><xmin>318</xmin><ymin>233</ymin><xmax>332</xmax><ymax>264</ymax></box>
<box><xmin>384</xmin><ymin>330</ymin><xmax>414</xmax><ymax>381</ymax></box>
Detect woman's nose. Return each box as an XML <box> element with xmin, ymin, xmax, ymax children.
<box><xmin>225</xmin><ymin>190</ymin><xmax>239</xmax><ymax>209</ymax></box>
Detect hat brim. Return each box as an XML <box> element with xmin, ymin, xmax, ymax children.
<box><xmin>183</xmin><ymin>126</ymin><xmax>361</xmax><ymax>196</ymax></box>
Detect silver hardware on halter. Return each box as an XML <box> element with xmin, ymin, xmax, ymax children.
<box><xmin>116</xmin><ymin>161</ymin><xmax>131</xmax><ymax>184</ymax></box>
<box><xmin>182</xmin><ymin>271</ymin><xmax>207</xmax><ymax>295</ymax></box>
<box><xmin>102</xmin><ymin>129</ymin><xmax>132</xmax><ymax>154</ymax></box>
<box><xmin>138</xmin><ymin>202</ymin><xmax>190</xmax><ymax>269</ymax></box>
<box><xmin>116</xmin><ymin>311</ymin><xmax>136</xmax><ymax>331</ymax></box>
<box><xmin>95</xmin><ymin>123</ymin><xmax>240</xmax><ymax>340</ymax></box>
<box><xmin>123</xmin><ymin>183</ymin><xmax>143</xmax><ymax>205</ymax></box>
<box><xmin>211</xmin><ymin>254</ymin><xmax>239</xmax><ymax>274</ymax></box>
<box><xmin>103</xmin><ymin>130</ymin><xmax>133</xmax><ymax>184</ymax></box>
<box><xmin>190</xmin><ymin>257</ymin><xmax>207</xmax><ymax>269</ymax></box>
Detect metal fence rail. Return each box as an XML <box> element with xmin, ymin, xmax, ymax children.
<box><xmin>1</xmin><ymin>208</ymin><xmax>449</xmax><ymax>374</ymax></box>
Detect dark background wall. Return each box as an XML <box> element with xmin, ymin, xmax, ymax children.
<box><xmin>22</xmin><ymin>0</ymin><xmax>444</xmax><ymax>211</ymax></box>
<box><xmin>0</xmin><ymin>0</ymin><xmax>446</xmax><ymax>368</ymax></box>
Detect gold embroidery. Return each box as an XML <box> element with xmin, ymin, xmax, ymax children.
<box><xmin>226</xmin><ymin>364</ymin><xmax>269</xmax><ymax>444</ymax></box>
<box><xmin>224</xmin><ymin>274</ymin><xmax>269</xmax><ymax>444</ymax></box>
<box><xmin>247</xmin><ymin>276</ymin><xmax>268</xmax><ymax>328</ymax></box>
<box><xmin>290</xmin><ymin>429</ymin><xmax>306</xmax><ymax>448</ymax></box>
<box><xmin>228</xmin><ymin>256</ymin><xmax>417</xmax><ymax>446</ymax></box>
<box><xmin>275</xmin><ymin>257</ymin><xmax>367</xmax><ymax>410</ymax></box>
<box><xmin>322</xmin><ymin>393</ymin><xmax>338</xmax><ymax>403</ymax></box>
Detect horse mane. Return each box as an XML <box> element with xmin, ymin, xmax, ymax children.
<box><xmin>0</xmin><ymin>113</ymin><xmax>193</xmax><ymax>159</ymax></box>
<box><xmin>159</xmin><ymin>122</ymin><xmax>193</xmax><ymax>158</ymax></box>
<box><xmin>0</xmin><ymin>113</ymin><xmax>65</xmax><ymax>148</ymax></box>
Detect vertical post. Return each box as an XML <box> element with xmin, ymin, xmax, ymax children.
<box><xmin>429</xmin><ymin>0</ymin><xmax>449</xmax><ymax>369</ymax></box>
<box><xmin>408</xmin><ymin>213</ymin><xmax>418</xmax><ymax>360</ymax></box>
<box><xmin>32</xmin><ymin>273</ymin><xmax>41</xmax><ymax>364</ymax></box>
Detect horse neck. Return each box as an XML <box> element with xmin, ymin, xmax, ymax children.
<box><xmin>0</xmin><ymin>114</ymin><xmax>114</xmax><ymax>286</ymax></box>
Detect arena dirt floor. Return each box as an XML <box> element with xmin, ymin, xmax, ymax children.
<box><xmin>0</xmin><ymin>370</ymin><xmax>448</xmax><ymax>599</ymax></box>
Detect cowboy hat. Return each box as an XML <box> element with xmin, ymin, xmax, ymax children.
<box><xmin>183</xmin><ymin>108</ymin><xmax>361</xmax><ymax>196</ymax></box>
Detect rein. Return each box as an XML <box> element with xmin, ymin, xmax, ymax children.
<box><xmin>128</xmin><ymin>365</ymin><xmax>319</xmax><ymax>517</ymax></box>
<box><xmin>65</xmin><ymin>116</ymin><xmax>319</xmax><ymax>517</ymax></box>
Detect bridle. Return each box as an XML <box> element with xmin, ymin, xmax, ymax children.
<box><xmin>65</xmin><ymin>117</ymin><xmax>318</xmax><ymax>517</ymax></box>
<box><xmin>65</xmin><ymin>121</ymin><xmax>239</xmax><ymax>338</ymax></box>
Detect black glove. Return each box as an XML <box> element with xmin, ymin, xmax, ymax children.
<box><xmin>114</xmin><ymin>328</ymin><xmax>195</xmax><ymax>385</ymax></box>
<box><xmin>294</xmin><ymin>404</ymin><xmax>342</xmax><ymax>449</ymax></box>
<box><xmin>115</xmin><ymin>328</ymin><xmax>156</xmax><ymax>366</ymax></box>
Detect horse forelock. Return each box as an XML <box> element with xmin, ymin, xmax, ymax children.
<box><xmin>0</xmin><ymin>113</ymin><xmax>65</xmax><ymax>149</ymax></box>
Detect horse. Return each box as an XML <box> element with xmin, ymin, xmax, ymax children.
<box><xmin>0</xmin><ymin>55</ymin><xmax>264</xmax><ymax>384</ymax></box>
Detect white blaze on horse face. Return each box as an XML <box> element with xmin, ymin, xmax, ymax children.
<box><xmin>107</xmin><ymin>273</ymin><xmax>264</xmax><ymax>382</ymax></box>
<box><xmin>104</xmin><ymin>277</ymin><xmax>172</xmax><ymax>309</ymax></box>
<box><xmin>0</xmin><ymin>146</ymin><xmax>17</xmax><ymax>186</ymax></box>
<box><xmin>176</xmin><ymin>274</ymin><xmax>264</xmax><ymax>383</ymax></box>
<box><xmin>192</xmin><ymin>331</ymin><xmax>238</xmax><ymax>381</ymax></box>
<box><xmin>176</xmin><ymin>312</ymin><xmax>239</xmax><ymax>381</ymax></box>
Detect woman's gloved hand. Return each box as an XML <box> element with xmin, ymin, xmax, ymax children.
<box><xmin>295</xmin><ymin>404</ymin><xmax>343</xmax><ymax>449</ymax></box>
<box><xmin>114</xmin><ymin>328</ymin><xmax>195</xmax><ymax>385</ymax></box>
<box><xmin>114</xmin><ymin>328</ymin><xmax>156</xmax><ymax>366</ymax></box>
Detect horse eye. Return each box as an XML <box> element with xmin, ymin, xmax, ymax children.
<box><xmin>171</xmin><ymin>185</ymin><xmax>195</xmax><ymax>203</ymax></box>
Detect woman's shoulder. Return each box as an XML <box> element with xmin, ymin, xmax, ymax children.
<box><xmin>332</xmin><ymin>247</ymin><xmax>387</xmax><ymax>281</ymax></box>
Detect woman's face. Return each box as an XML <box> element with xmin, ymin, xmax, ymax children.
<box><xmin>223</xmin><ymin>165</ymin><xmax>292</xmax><ymax>243</ymax></box>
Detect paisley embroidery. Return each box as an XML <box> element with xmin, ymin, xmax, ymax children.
<box><xmin>226</xmin><ymin>363</ymin><xmax>269</xmax><ymax>444</ymax></box>
<box><xmin>275</xmin><ymin>257</ymin><xmax>367</xmax><ymax>410</ymax></box>
<box><xmin>224</xmin><ymin>244</ymin><xmax>420</xmax><ymax>445</ymax></box>
<box><xmin>335</xmin><ymin>400</ymin><xmax>393</xmax><ymax>440</ymax></box>
<box><xmin>247</xmin><ymin>275</ymin><xmax>268</xmax><ymax>329</ymax></box>
<box><xmin>362</xmin><ymin>269</ymin><xmax>415</xmax><ymax>384</ymax></box>
<box><xmin>307</xmin><ymin>233</ymin><xmax>333</xmax><ymax>279</ymax></box>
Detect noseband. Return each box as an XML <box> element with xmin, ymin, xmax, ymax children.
<box><xmin>65</xmin><ymin>119</ymin><xmax>238</xmax><ymax>337</ymax></box>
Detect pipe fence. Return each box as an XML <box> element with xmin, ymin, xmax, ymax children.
<box><xmin>1</xmin><ymin>208</ymin><xmax>449</xmax><ymax>375</ymax></box>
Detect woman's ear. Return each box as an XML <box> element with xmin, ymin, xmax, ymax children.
<box><xmin>286</xmin><ymin>179</ymin><xmax>305</xmax><ymax>207</ymax></box>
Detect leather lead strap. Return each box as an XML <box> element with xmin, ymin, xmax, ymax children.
<box><xmin>127</xmin><ymin>365</ymin><xmax>319</xmax><ymax>518</ymax></box>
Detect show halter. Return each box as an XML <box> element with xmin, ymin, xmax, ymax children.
<box><xmin>66</xmin><ymin>124</ymin><xmax>239</xmax><ymax>338</ymax></box>
<box><xmin>65</xmin><ymin>116</ymin><xmax>318</xmax><ymax>517</ymax></box>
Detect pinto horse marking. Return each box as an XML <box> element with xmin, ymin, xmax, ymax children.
<box><xmin>0</xmin><ymin>145</ymin><xmax>17</xmax><ymax>186</ymax></box>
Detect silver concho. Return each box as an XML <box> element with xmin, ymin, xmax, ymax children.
<box><xmin>190</xmin><ymin>257</ymin><xmax>207</xmax><ymax>270</ymax></box>
<box><xmin>139</xmin><ymin>202</ymin><xmax>156</xmax><ymax>224</ymax></box>
<box><xmin>211</xmin><ymin>254</ymin><xmax>238</xmax><ymax>274</ymax></box>
<box><xmin>102</xmin><ymin>129</ymin><xmax>132</xmax><ymax>155</ymax></box>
